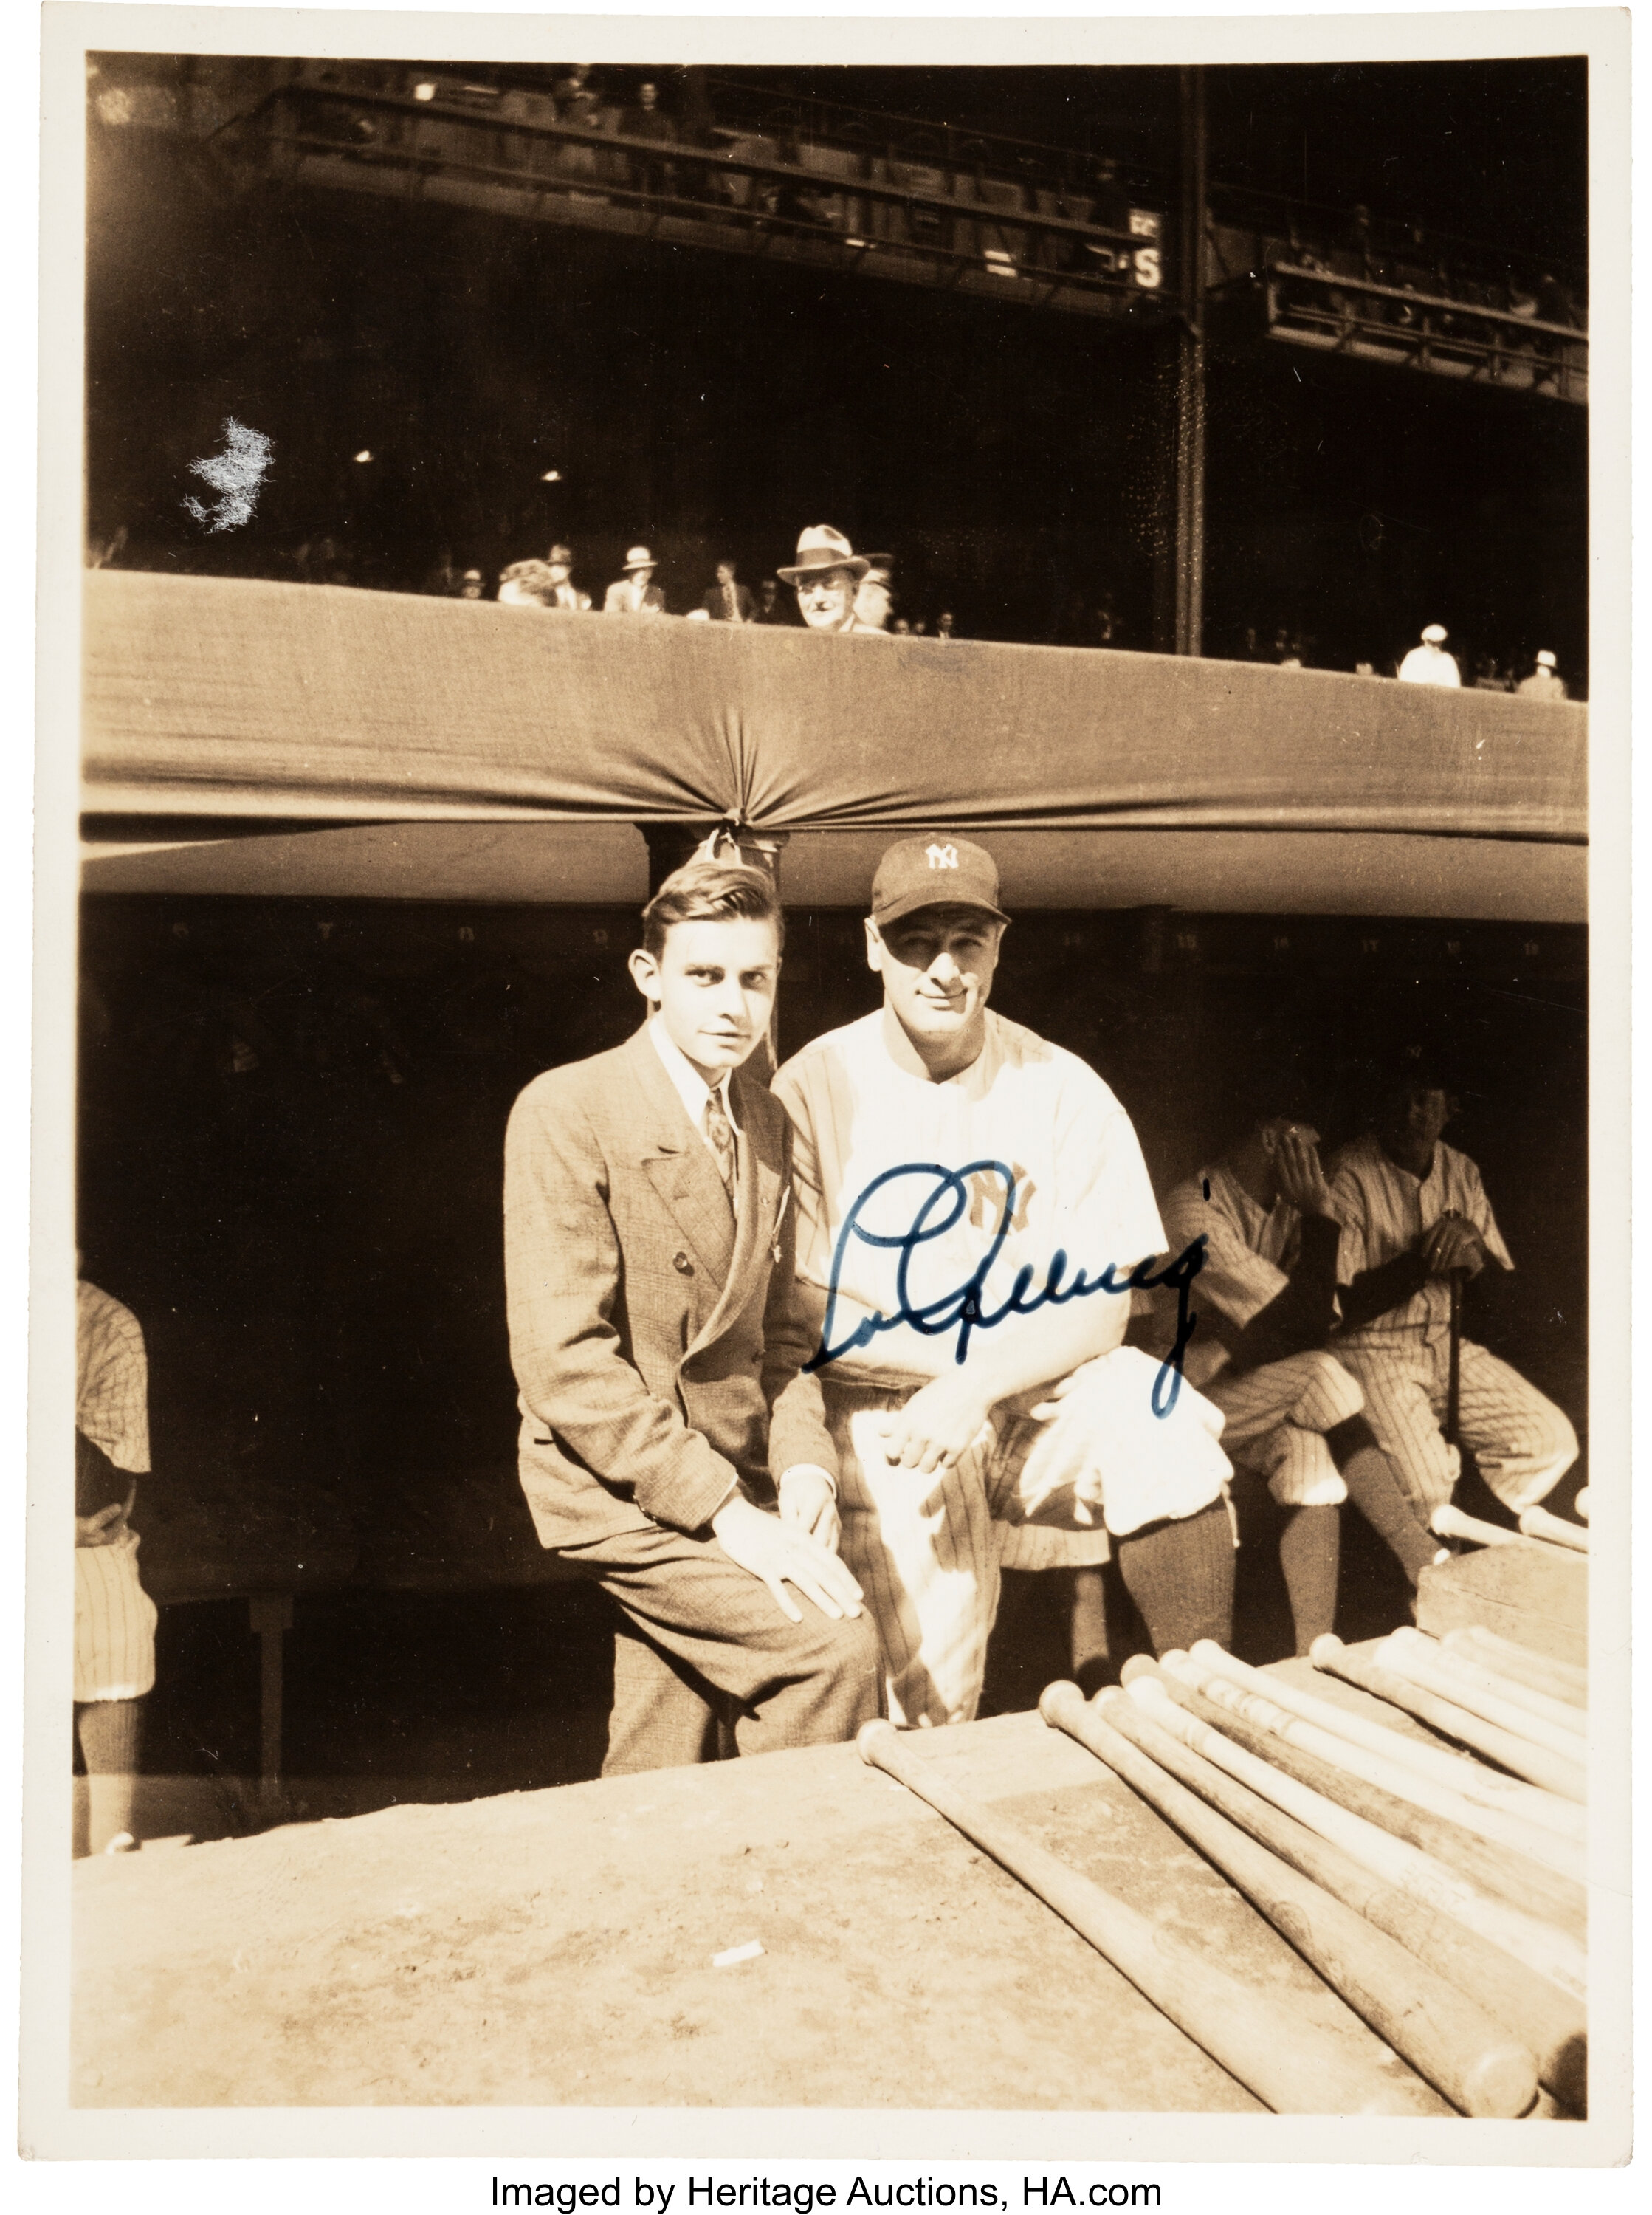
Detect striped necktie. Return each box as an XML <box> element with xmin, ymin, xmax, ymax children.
<box><xmin>703</xmin><ymin>1085</ymin><xmax>737</xmax><ymax>1208</ymax></box>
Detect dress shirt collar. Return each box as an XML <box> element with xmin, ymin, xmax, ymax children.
<box><xmin>648</xmin><ymin>1014</ymin><xmax>743</xmax><ymax>1141</ymax></box>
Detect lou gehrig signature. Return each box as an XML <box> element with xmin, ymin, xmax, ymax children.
<box><xmin>805</xmin><ymin>1160</ymin><xmax>1207</xmax><ymax>1417</ymax></box>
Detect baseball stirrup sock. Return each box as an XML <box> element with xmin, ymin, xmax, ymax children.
<box><xmin>1116</xmin><ymin>1500</ymin><xmax>1236</xmax><ymax>1655</ymax></box>
<box><xmin>1326</xmin><ymin>1418</ymin><xmax>1440</xmax><ymax>1585</ymax></box>
<box><xmin>1278</xmin><ymin>1503</ymin><xmax>1340</xmax><ymax>1653</ymax></box>
<box><xmin>76</xmin><ymin>1697</ymin><xmax>145</xmax><ymax>1852</ymax></box>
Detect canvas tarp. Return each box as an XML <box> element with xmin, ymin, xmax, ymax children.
<box><xmin>82</xmin><ymin>571</ymin><xmax>1587</xmax><ymax>843</ymax></box>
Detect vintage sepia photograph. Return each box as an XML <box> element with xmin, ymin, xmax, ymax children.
<box><xmin>24</xmin><ymin>1</ymin><xmax>1630</xmax><ymax>2166</ymax></box>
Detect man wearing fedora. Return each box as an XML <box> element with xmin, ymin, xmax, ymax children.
<box><xmin>1397</xmin><ymin>622</ymin><xmax>1461</xmax><ymax>685</ymax></box>
<box><xmin>779</xmin><ymin>526</ymin><xmax>888</xmax><ymax>636</ymax></box>
<box><xmin>1516</xmin><ymin>649</ymin><xmax>1569</xmax><ymax>701</ymax></box>
<box><xmin>604</xmin><ymin>544</ymin><xmax>668</xmax><ymax>616</ymax></box>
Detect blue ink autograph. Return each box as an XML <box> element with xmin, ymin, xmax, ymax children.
<box><xmin>805</xmin><ymin>1160</ymin><xmax>1206</xmax><ymax>1418</ymax></box>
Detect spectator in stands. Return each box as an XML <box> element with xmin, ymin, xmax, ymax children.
<box><xmin>702</xmin><ymin>560</ymin><xmax>754</xmax><ymax>622</ymax></box>
<box><xmin>1472</xmin><ymin>653</ymin><xmax>1511</xmax><ymax>692</ymax></box>
<box><xmin>499</xmin><ymin>547</ymin><xmax>590</xmax><ymax>610</ymax></box>
<box><xmin>853</xmin><ymin>557</ymin><xmax>895</xmax><ymax>633</ymax></box>
<box><xmin>778</xmin><ymin>526</ymin><xmax>884</xmax><ymax>636</ymax></box>
<box><xmin>605</xmin><ymin>544</ymin><xmax>667</xmax><ymax>616</ymax></box>
<box><xmin>624</xmin><ymin>79</ymin><xmax>678</xmax><ymax>198</ymax></box>
<box><xmin>748</xmin><ymin>577</ymin><xmax>788</xmax><ymax>626</ymax></box>
<box><xmin>1355</xmin><ymin>661</ymin><xmax>1378</xmax><ymax>678</ymax></box>
<box><xmin>1517</xmin><ymin>649</ymin><xmax>1569</xmax><ymax>701</ymax></box>
<box><xmin>935</xmin><ymin>611</ymin><xmax>957</xmax><ymax>643</ymax></box>
<box><xmin>459</xmin><ymin>569</ymin><xmax>486</xmax><ymax>602</ymax></box>
<box><xmin>543</xmin><ymin>546</ymin><xmax>591</xmax><ymax>610</ymax></box>
<box><xmin>1397</xmin><ymin>622</ymin><xmax>1460</xmax><ymax>686</ymax></box>
<box><xmin>425</xmin><ymin>548</ymin><xmax>464</xmax><ymax>597</ymax></box>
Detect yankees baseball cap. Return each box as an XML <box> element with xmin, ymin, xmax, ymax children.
<box><xmin>870</xmin><ymin>834</ymin><xmax>1010</xmax><ymax>928</ymax></box>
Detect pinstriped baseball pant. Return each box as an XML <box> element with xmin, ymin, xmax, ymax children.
<box><xmin>1204</xmin><ymin>1350</ymin><xmax>1362</xmax><ymax>1507</ymax></box>
<box><xmin>823</xmin><ymin>1383</ymin><xmax>1122</xmax><ymax>1729</ymax></box>
<box><xmin>1335</xmin><ymin>1331</ymin><xmax>1578</xmax><ymax>1517</ymax></box>
<box><xmin>74</xmin><ymin>1536</ymin><xmax>157</xmax><ymax>1703</ymax></box>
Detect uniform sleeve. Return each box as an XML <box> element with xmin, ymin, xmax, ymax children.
<box><xmin>1160</xmin><ymin>1179</ymin><xmax>1290</xmax><ymax>1328</ymax></box>
<box><xmin>503</xmin><ymin>1081</ymin><xmax>740</xmax><ymax>1535</ymax></box>
<box><xmin>1460</xmin><ymin>1158</ymin><xmax>1516</xmax><ymax>1270</ymax></box>
<box><xmin>75</xmin><ymin>1292</ymin><xmax>151</xmax><ymax>1474</ymax></box>
<box><xmin>768</xmin><ymin>1054</ymin><xmax>833</xmax><ymax>1294</ymax></box>
<box><xmin>761</xmin><ymin>1119</ymin><xmax>839</xmax><ymax>1484</ymax></box>
<box><xmin>1056</xmin><ymin>1072</ymin><xmax>1165</xmax><ymax>1272</ymax></box>
<box><xmin>1328</xmin><ymin>1158</ymin><xmax>1372</xmax><ymax>1280</ymax></box>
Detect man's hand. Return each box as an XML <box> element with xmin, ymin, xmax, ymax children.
<box><xmin>1423</xmin><ymin>1213</ymin><xmax>1485</xmax><ymax>1278</ymax></box>
<box><xmin>711</xmin><ymin>1492</ymin><xmax>863</xmax><ymax>1624</ymax></box>
<box><xmin>779</xmin><ymin>1465</ymin><xmax>841</xmax><ymax>1551</ymax></box>
<box><xmin>75</xmin><ymin>1488</ymin><xmax>134</xmax><ymax>1549</ymax></box>
<box><xmin>875</xmin><ymin>1371</ymin><xmax>993</xmax><ymax>1477</ymax></box>
<box><xmin>1273</xmin><ymin>1125</ymin><xmax>1335</xmax><ymax>1219</ymax></box>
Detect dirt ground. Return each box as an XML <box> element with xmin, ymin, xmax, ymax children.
<box><xmin>73</xmin><ymin>1700</ymin><xmax>1445</xmax><ymax>2112</ymax></box>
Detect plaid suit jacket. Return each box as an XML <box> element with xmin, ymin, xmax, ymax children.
<box><xmin>504</xmin><ymin>1025</ymin><xmax>836</xmax><ymax>1548</ymax></box>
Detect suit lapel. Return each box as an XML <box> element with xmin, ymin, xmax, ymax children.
<box><xmin>624</xmin><ymin>1029</ymin><xmax>738</xmax><ymax>1285</ymax></box>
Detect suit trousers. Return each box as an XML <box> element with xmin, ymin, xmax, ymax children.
<box><xmin>556</xmin><ymin>1522</ymin><xmax>884</xmax><ymax>1776</ymax></box>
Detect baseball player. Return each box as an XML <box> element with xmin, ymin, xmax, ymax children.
<box><xmin>1152</xmin><ymin>1109</ymin><xmax>1445</xmax><ymax>1654</ymax></box>
<box><xmin>771</xmin><ymin>835</ymin><xmax>1236</xmax><ymax>1728</ymax></box>
<box><xmin>75</xmin><ymin>1277</ymin><xmax>157</xmax><ymax>1854</ymax></box>
<box><xmin>1328</xmin><ymin>1057</ymin><xmax>1577</xmax><ymax>1518</ymax></box>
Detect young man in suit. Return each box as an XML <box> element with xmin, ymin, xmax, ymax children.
<box><xmin>701</xmin><ymin>560</ymin><xmax>754</xmax><ymax>623</ymax></box>
<box><xmin>504</xmin><ymin>861</ymin><xmax>880</xmax><ymax>1774</ymax></box>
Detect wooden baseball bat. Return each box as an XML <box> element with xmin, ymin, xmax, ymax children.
<box><xmin>1312</xmin><ymin>1635</ymin><xmax>1586</xmax><ymax>1804</ymax></box>
<box><xmin>1519</xmin><ymin>1504</ymin><xmax>1589</xmax><ymax>1553</ymax></box>
<box><xmin>1448</xmin><ymin>1627</ymin><xmax>1587</xmax><ymax>1708</ymax></box>
<box><xmin>1041</xmin><ymin>1683</ymin><xmax>1538</xmax><ymax>2118</ymax></box>
<box><xmin>1574</xmin><ymin>1486</ymin><xmax>1590</xmax><ymax>1522</ymax></box>
<box><xmin>1156</xmin><ymin>1655</ymin><xmax>1586</xmax><ymax>1939</ymax></box>
<box><xmin>1404</xmin><ymin>1632</ymin><xmax>1587</xmax><ymax>1738</ymax></box>
<box><xmin>1377</xmin><ymin>1630</ymin><xmax>1586</xmax><ymax>1759</ymax></box>
<box><xmin>854</xmin><ymin>1721</ymin><xmax>1448</xmax><ymax>2115</ymax></box>
<box><xmin>1188</xmin><ymin>1641</ymin><xmax>1585</xmax><ymax>1841</ymax></box>
<box><xmin>1168</xmin><ymin>1652</ymin><xmax>1584</xmax><ymax>1887</ymax></box>
<box><xmin>1092</xmin><ymin>1687</ymin><xmax>1585</xmax><ymax>2111</ymax></box>
<box><xmin>1125</xmin><ymin>1672</ymin><xmax>1586</xmax><ymax>1998</ymax></box>
<box><xmin>1430</xmin><ymin>1502</ymin><xmax>1521</xmax><ymax>1549</ymax></box>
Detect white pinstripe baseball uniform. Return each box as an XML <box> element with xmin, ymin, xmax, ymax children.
<box><xmin>75</xmin><ymin>1281</ymin><xmax>157</xmax><ymax>1703</ymax></box>
<box><xmin>1154</xmin><ymin>1166</ymin><xmax>1360</xmax><ymax>1507</ymax></box>
<box><xmin>1327</xmin><ymin>1133</ymin><xmax>1576</xmax><ymax>1514</ymax></box>
<box><xmin>772</xmin><ymin>1009</ymin><xmax>1231</xmax><ymax>1727</ymax></box>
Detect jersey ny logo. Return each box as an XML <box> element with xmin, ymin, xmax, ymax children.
<box><xmin>926</xmin><ymin>842</ymin><xmax>959</xmax><ymax>869</ymax></box>
<box><xmin>966</xmin><ymin>1163</ymin><xmax>1035</xmax><ymax>1232</ymax></box>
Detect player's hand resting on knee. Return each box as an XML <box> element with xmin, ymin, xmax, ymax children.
<box><xmin>778</xmin><ymin>1464</ymin><xmax>842</xmax><ymax>1551</ymax></box>
<box><xmin>711</xmin><ymin>1492</ymin><xmax>864</xmax><ymax>1624</ymax></box>
<box><xmin>876</xmin><ymin>1372</ymin><xmax>993</xmax><ymax>1479</ymax></box>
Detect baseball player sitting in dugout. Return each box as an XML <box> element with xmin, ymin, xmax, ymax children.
<box><xmin>770</xmin><ymin>834</ymin><xmax>1236</xmax><ymax>1729</ymax></box>
<box><xmin>1149</xmin><ymin>1103</ymin><xmax>1448</xmax><ymax>1655</ymax></box>
<box><xmin>1326</xmin><ymin>1054</ymin><xmax>1578</xmax><ymax>1523</ymax></box>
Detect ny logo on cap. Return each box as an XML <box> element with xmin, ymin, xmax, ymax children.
<box><xmin>926</xmin><ymin>842</ymin><xmax>959</xmax><ymax>870</ymax></box>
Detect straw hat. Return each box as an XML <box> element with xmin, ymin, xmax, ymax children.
<box><xmin>1535</xmin><ymin>649</ymin><xmax>1557</xmax><ymax>669</ymax></box>
<box><xmin>1420</xmin><ymin>622</ymin><xmax>1448</xmax><ymax>644</ymax></box>
<box><xmin>623</xmin><ymin>545</ymin><xmax>657</xmax><ymax>574</ymax></box>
